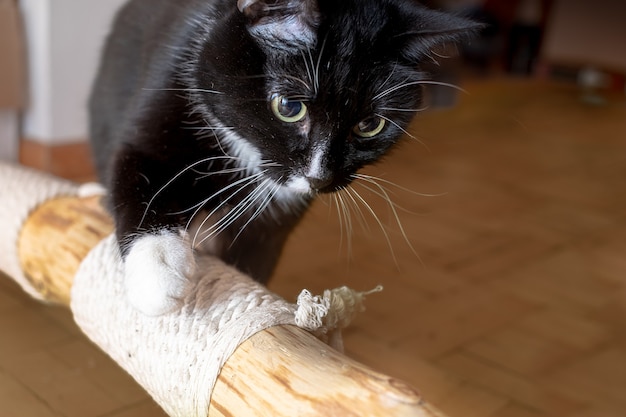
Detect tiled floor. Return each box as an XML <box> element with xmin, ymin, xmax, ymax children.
<box><xmin>1</xmin><ymin>78</ymin><xmax>625</xmax><ymax>416</ymax></box>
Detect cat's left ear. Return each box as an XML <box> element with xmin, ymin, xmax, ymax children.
<box><xmin>398</xmin><ymin>8</ymin><xmax>484</xmax><ymax>63</ymax></box>
<box><xmin>237</xmin><ymin>0</ymin><xmax>320</xmax><ymax>53</ymax></box>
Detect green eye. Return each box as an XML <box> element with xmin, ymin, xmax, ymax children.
<box><xmin>271</xmin><ymin>94</ymin><xmax>308</xmax><ymax>123</ymax></box>
<box><xmin>353</xmin><ymin>116</ymin><xmax>386</xmax><ymax>138</ymax></box>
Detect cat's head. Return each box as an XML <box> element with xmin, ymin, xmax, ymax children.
<box><xmin>193</xmin><ymin>0</ymin><xmax>479</xmax><ymax>201</ymax></box>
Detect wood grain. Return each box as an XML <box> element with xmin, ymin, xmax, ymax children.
<box><xmin>18</xmin><ymin>196</ymin><xmax>113</xmax><ymax>304</ymax></box>
<box><xmin>14</xmin><ymin>195</ymin><xmax>443</xmax><ymax>416</ymax></box>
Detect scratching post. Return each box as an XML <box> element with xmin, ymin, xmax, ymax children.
<box><xmin>0</xmin><ymin>162</ymin><xmax>448</xmax><ymax>417</ymax></box>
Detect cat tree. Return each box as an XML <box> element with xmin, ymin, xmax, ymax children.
<box><xmin>0</xmin><ymin>162</ymin><xmax>447</xmax><ymax>417</ymax></box>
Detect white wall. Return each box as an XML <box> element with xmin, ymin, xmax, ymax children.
<box><xmin>19</xmin><ymin>0</ymin><xmax>126</xmax><ymax>145</ymax></box>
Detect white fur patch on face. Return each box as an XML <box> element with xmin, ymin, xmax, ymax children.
<box><xmin>272</xmin><ymin>146</ymin><xmax>328</xmax><ymax>202</ymax></box>
<box><xmin>306</xmin><ymin>146</ymin><xmax>325</xmax><ymax>179</ymax></box>
<box><xmin>207</xmin><ymin>116</ymin><xmax>313</xmax><ymax>208</ymax></box>
<box><xmin>124</xmin><ymin>230</ymin><xmax>196</xmax><ymax>316</ymax></box>
<box><xmin>284</xmin><ymin>176</ymin><xmax>312</xmax><ymax>194</ymax></box>
<box><xmin>220</xmin><ymin>128</ymin><xmax>263</xmax><ymax>174</ymax></box>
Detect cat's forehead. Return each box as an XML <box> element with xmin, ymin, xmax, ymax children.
<box><xmin>244</xmin><ymin>0</ymin><xmax>479</xmax><ymax>73</ymax></box>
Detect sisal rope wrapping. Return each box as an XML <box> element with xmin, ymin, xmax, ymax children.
<box><xmin>0</xmin><ymin>163</ymin><xmax>79</xmax><ymax>299</ymax></box>
<box><xmin>71</xmin><ymin>235</ymin><xmax>378</xmax><ymax>416</ymax></box>
<box><xmin>0</xmin><ymin>162</ymin><xmax>380</xmax><ymax>416</ymax></box>
<box><xmin>71</xmin><ymin>235</ymin><xmax>299</xmax><ymax>416</ymax></box>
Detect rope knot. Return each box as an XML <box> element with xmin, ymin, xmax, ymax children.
<box><xmin>294</xmin><ymin>285</ymin><xmax>383</xmax><ymax>351</ymax></box>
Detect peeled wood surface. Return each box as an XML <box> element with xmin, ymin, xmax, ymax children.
<box><xmin>15</xmin><ymin>195</ymin><xmax>442</xmax><ymax>416</ymax></box>
<box><xmin>18</xmin><ymin>195</ymin><xmax>114</xmax><ymax>305</ymax></box>
<box><xmin>212</xmin><ymin>325</ymin><xmax>443</xmax><ymax>417</ymax></box>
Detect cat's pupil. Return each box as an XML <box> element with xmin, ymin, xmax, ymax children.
<box><xmin>354</xmin><ymin>116</ymin><xmax>385</xmax><ymax>138</ymax></box>
<box><xmin>359</xmin><ymin>117</ymin><xmax>379</xmax><ymax>132</ymax></box>
<box><xmin>278</xmin><ymin>97</ymin><xmax>302</xmax><ymax>117</ymax></box>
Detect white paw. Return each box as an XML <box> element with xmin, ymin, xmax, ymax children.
<box><xmin>124</xmin><ymin>230</ymin><xmax>196</xmax><ymax>316</ymax></box>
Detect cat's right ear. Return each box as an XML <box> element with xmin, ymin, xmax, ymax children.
<box><xmin>237</xmin><ymin>0</ymin><xmax>320</xmax><ymax>53</ymax></box>
<box><xmin>396</xmin><ymin>7</ymin><xmax>484</xmax><ymax>64</ymax></box>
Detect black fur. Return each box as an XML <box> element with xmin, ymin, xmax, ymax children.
<box><xmin>89</xmin><ymin>0</ymin><xmax>477</xmax><ymax>282</ymax></box>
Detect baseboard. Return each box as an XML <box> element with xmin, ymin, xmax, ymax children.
<box><xmin>19</xmin><ymin>139</ymin><xmax>96</xmax><ymax>182</ymax></box>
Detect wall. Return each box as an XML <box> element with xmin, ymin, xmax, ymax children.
<box><xmin>19</xmin><ymin>0</ymin><xmax>126</xmax><ymax>145</ymax></box>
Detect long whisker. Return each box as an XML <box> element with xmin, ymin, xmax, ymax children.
<box><xmin>375</xmin><ymin>113</ymin><xmax>417</xmax><ymax>140</ymax></box>
<box><xmin>283</xmin><ymin>74</ymin><xmax>312</xmax><ymax>92</ymax></box>
<box><xmin>182</xmin><ymin>126</ymin><xmax>235</xmax><ymax>131</ymax></box>
<box><xmin>301</xmin><ymin>49</ymin><xmax>314</xmax><ymax>88</ymax></box>
<box><xmin>351</xmin><ymin>175</ymin><xmax>422</xmax><ymax>263</ymax></box>
<box><xmin>375</xmin><ymin>113</ymin><xmax>430</xmax><ymax>151</ymax></box>
<box><xmin>193</xmin><ymin>165</ymin><xmax>253</xmax><ymax>179</ymax></box>
<box><xmin>313</xmin><ymin>34</ymin><xmax>328</xmax><ymax>95</ymax></box>
<box><xmin>353</xmin><ymin>173</ymin><xmax>448</xmax><ymax>198</ymax></box>
<box><xmin>344</xmin><ymin>185</ymin><xmax>399</xmax><ymax>268</ymax></box>
<box><xmin>196</xmin><ymin>178</ymin><xmax>273</xmax><ymax>247</ymax></box>
<box><xmin>341</xmin><ymin>186</ymin><xmax>372</xmax><ymax>234</ymax></box>
<box><xmin>169</xmin><ymin>169</ymin><xmax>259</xmax><ymax>217</ymax></box>
<box><xmin>170</xmin><ymin>165</ymin><xmax>274</xmax><ymax>217</ymax></box>
<box><xmin>139</xmin><ymin>155</ymin><xmax>243</xmax><ymax>228</ymax></box>
<box><xmin>375</xmin><ymin>62</ymin><xmax>398</xmax><ymax>94</ymax></box>
<box><xmin>211</xmin><ymin>180</ymin><xmax>269</xmax><ymax>237</ymax></box>
<box><xmin>142</xmin><ymin>88</ymin><xmax>223</xmax><ymax>95</ymax></box>
<box><xmin>230</xmin><ymin>178</ymin><xmax>282</xmax><ymax>246</ymax></box>
<box><xmin>351</xmin><ymin>181</ymin><xmax>417</xmax><ymax>216</ymax></box>
<box><xmin>379</xmin><ymin>106</ymin><xmax>430</xmax><ymax>113</ymax></box>
<box><xmin>190</xmin><ymin>171</ymin><xmax>267</xmax><ymax>247</ymax></box>
<box><xmin>334</xmin><ymin>191</ymin><xmax>353</xmax><ymax>257</ymax></box>
<box><xmin>331</xmin><ymin>194</ymin><xmax>345</xmax><ymax>255</ymax></box>
<box><xmin>373</xmin><ymin>80</ymin><xmax>467</xmax><ymax>102</ymax></box>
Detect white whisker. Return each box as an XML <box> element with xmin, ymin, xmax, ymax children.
<box><xmin>190</xmin><ymin>171</ymin><xmax>267</xmax><ymax>247</ymax></box>
<box><xmin>334</xmin><ymin>191</ymin><xmax>353</xmax><ymax>257</ymax></box>
<box><xmin>139</xmin><ymin>155</ymin><xmax>243</xmax><ymax>228</ymax></box>
<box><xmin>344</xmin><ymin>185</ymin><xmax>399</xmax><ymax>268</ymax></box>
<box><xmin>142</xmin><ymin>88</ymin><xmax>223</xmax><ymax>94</ymax></box>
<box><xmin>375</xmin><ymin>62</ymin><xmax>398</xmax><ymax>94</ymax></box>
<box><xmin>351</xmin><ymin>181</ymin><xmax>416</xmax><ymax>216</ymax></box>
<box><xmin>301</xmin><ymin>49</ymin><xmax>314</xmax><ymax>89</ymax></box>
<box><xmin>373</xmin><ymin>80</ymin><xmax>467</xmax><ymax>102</ymax></box>
<box><xmin>379</xmin><ymin>106</ymin><xmax>430</xmax><ymax>113</ymax></box>
<box><xmin>314</xmin><ymin>35</ymin><xmax>328</xmax><ymax>95</ymax></box>
<box><xmin>182</xmin><ymin>126</ymin><xmax>235</xmax><ymax>131</ymax></box>
<box><xmin>170</xmin><ymin>165</ymin><xmax>275</xmax><ymax>217</ymax></box>
<box><xmin>331</xmin><ymin>194</ymin><xmax>345</xmax><ymax>255</ymax></box>
<box><xmin>375</xmin><ymin>113</ymin><xmax>429</xmax><ymax>151</ymax></box>
<box><xmin>353</xmin><ymin>173</ymin><xmax>447</xmax><ymax>198</ymax></box>
<box><xmin>231</xmin><ymin>178</ymin><xmax>282</xmax><ymax>245</ymax></box>
<box><xmin>196</xmin><ymin>177</ymin><xmax>273</xmax><ymax>247</ymax></box>
<box><xmin>350</xmin><ymin>174</ymin><xmax>422</xmax><ymax>264</ymax></box>
<box><xmin>341</xmin><ymin>186</ymin><xmax>372</xmax><ymax>234</ymax></box>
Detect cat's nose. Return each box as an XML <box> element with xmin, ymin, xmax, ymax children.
<box><xmin>306</xmin><ymin>175</ymin><xmax>333</xmax><ymax>191</ymax></box>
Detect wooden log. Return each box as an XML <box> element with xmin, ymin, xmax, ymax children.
<box><xmin>15</xmin><ymin>195</ymin><xmax>447</xmax><ymax>417</ymax></box>
<box><xmin>18</xmin><ymin>195</ymin><xmax>114</xmax><ymax>304</ymax></box>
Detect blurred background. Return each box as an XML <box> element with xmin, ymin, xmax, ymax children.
<box><xmin>1</xmin><ymin>0</ymin><xmax>625</xmax><ymax>167</ymax></box>
<box><xmin>1</xmin><ymin>0</ymin><xmax>625</xmax><ymax>416</ymax></box>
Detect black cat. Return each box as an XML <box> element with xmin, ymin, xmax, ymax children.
<box><xmin>89</xmin><ymin>0</ymin><xmax>478</xmax><ymax>315</ymax></box>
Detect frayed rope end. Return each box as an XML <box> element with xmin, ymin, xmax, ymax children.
<box><xmin>293</xmin><ymin>285</ymin><xmax>383</xmax><ymax>350</ymax></box>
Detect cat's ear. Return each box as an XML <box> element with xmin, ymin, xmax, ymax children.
<box><xmin>397</xmin><ymin>8</ymin><xmax>483</xmax><ymax>63</ymax></box>
<box><xmin>237</xmin><ymin>0</ymin><xmax>320</xmax><ymax>52</ymax></box>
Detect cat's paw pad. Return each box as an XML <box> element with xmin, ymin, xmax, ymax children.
<box><xmin>123</xmin><ymin>230</ymin><xmax>196</xmax><ymax>316</ymax></box>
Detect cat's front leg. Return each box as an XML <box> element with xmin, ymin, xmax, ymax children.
<box><xmin>110</xmin><ymin>148</ymin><xmax>198</xmax><ymax>316</ymax></box>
